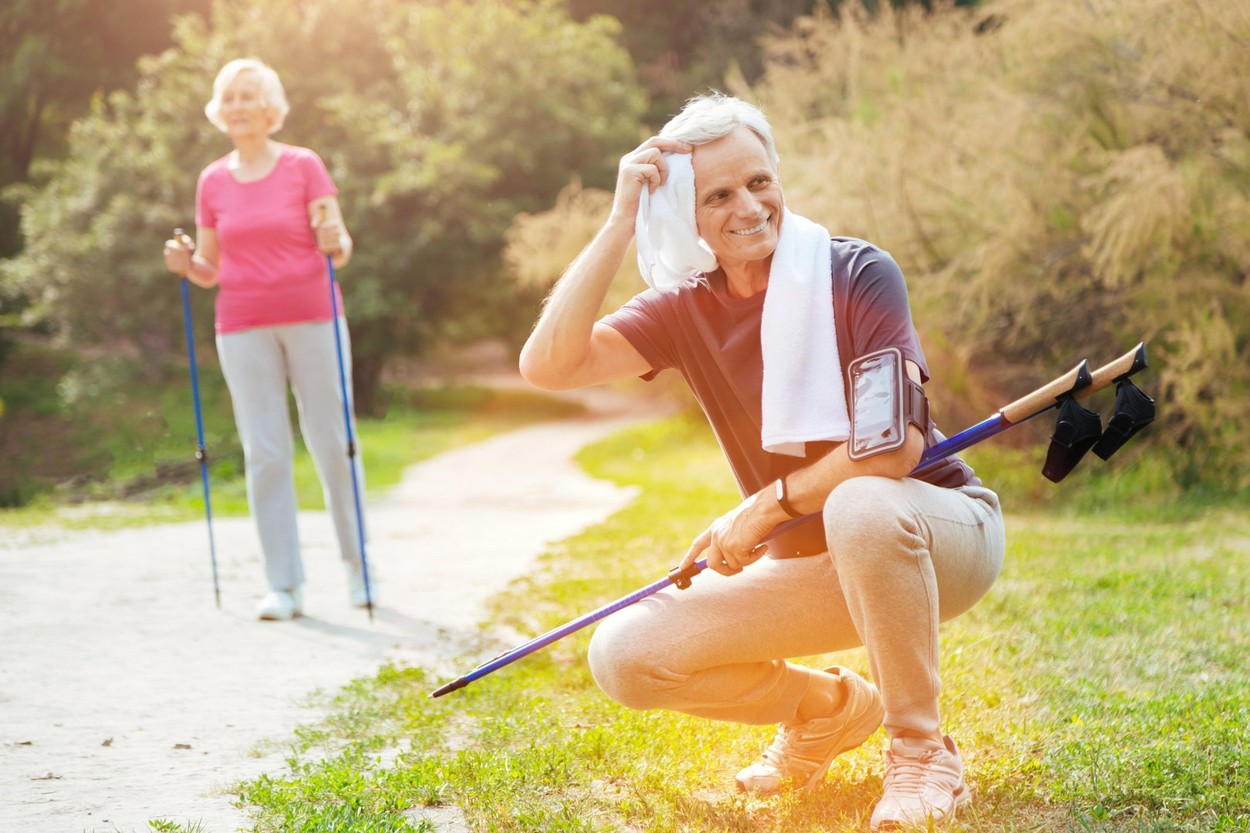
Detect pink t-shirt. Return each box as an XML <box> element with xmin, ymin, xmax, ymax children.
<box><xmin>196</xmin><ymin>145</ymin><xmax>342</xmax><ymax>334</ymax></box>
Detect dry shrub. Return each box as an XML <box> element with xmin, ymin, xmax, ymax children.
<box><xmin>753</xmin><ymin>0</ymin><xmax>1250</xmax><ymax>487</ymax></box>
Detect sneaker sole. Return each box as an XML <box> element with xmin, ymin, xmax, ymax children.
<box><xmin>257</xmin><ymin>609</ymin><xmax>302</xmax><ymax>621</ymax></box>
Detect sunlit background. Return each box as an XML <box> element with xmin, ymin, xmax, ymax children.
<box><xmin>2</xmin><ymin>0</ymin><xmax>1248</xmax><ymax>508</ymax></box>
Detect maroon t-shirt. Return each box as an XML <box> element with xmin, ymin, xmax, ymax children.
<box><xmin>603</xmin><ymin>237</ymin><xmax>978</xmax><ymax>500</ymax></box>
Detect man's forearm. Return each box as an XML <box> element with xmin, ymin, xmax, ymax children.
<box><xmin>770</xmin><ymin>428</ymin><xmax>926</xmax><ymax>520</ymax></box>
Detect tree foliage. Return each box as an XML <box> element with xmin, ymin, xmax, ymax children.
<box><xmin>0</xmin><ymin>0</ymin><xmax>211</xmax><ymax>253</ymax></box>
<box><xmin>2</xmin><ymin>0</ymin><xmax>644</xmax><ymax>410</ymax></box>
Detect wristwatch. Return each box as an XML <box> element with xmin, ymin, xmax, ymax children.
<box><xmin>774</xmin><ymin>477</ymin><xmax>801</xmax><ymax>519</ymax></box>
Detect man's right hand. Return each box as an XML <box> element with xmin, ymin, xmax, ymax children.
<box><xmin>608</xmin><ymin>136</ymin><xmax>694</xmax><ymax>226</ymax></box>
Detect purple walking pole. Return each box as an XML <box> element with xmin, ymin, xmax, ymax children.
<box><xmin>431</xmin><ymin>343</ymin><xmax>1148</xmax><ymax>697</ymax></box>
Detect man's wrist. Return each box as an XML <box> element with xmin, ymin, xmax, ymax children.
<box><xmin>773</xmin><ymin>477</ymin><xmax>802</xmax><ymax>519</ymax></box>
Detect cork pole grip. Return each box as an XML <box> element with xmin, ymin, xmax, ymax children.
<box><xmin>999</xmin><ymin>342</ymin><xmax>1146</xmax><ymax>424</ymax></box>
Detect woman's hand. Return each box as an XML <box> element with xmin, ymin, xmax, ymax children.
<box><xmin>313</xmin><ymin>215</ymin><xmax>344</xmax><ymax>257</ymax></box>
<box><xmin>163</xmin><ymin>233</ymin><xmax>194</xmax><ymax>276</ymax></box>
<box><xmin>677</xmin><ymin>493</ymin><xmax>774</xmax><ymax>577</ymax></box>
<box><xmin>608</xmin><ymin>136</ymin><xmax>694</xmax><ymax>225</ymax></box>
<box><xmin>310</xmin><ymin>197</ymin><xmax>352</xmax><ymax>267</ymax></box>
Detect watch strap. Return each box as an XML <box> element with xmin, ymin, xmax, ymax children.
<box><xmin>775</xmin><ymin>477</ymin><xmax>801</xmax><ymax>519</ymax></box>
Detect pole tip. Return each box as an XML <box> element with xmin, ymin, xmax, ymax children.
<box><xmin>430</xmin><ymin>676</ymin><xmax>469</xmax><ymax>698</ymax></box>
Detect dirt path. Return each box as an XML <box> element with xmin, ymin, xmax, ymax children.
<box><xmin>0</xmin><ymin>386</ymin><xmax>658</xmax><ymax>832</ymax></box>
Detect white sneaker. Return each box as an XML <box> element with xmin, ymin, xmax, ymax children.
<box><xmin>346</xmin><ymin>563</ymin><xmax>376</xmax><ymax>608</ymax></box>
<box><xmin>735</xmin><ymin>667</ymin><xmax>884</xmax><ymax>795</ymax></box>
<box><xmin>256</xmin><ymin>588</ymin><xmax>303</xmax><ymax>621</ymax></box>
<box><xmin>870</xmin><ymin>734</ymin><xmax>971</xmax><ymax>830</ymax></box>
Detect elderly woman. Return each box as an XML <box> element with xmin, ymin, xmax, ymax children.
<box><xmin>163</xmin><ymin>58</ymin><xmax>370</xmax><ymax>621</ymax></box>
<box><xmin>519</xmin><ymin>92</ymin><xmax>1005</xmax><ymax>829</ymax></box>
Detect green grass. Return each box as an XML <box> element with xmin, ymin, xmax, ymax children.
<box><xmin>218</xmin><ymin>415</ymin><xmax>1250</xmax><ymax>832</ymax></box>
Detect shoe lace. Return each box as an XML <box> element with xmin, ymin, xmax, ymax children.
<box><xmin>761</xmin><ymin>726</ymin><xmax>799</xmax><ymax>768</ymax></box>
<box><xmin>882</xmin><ymin>750</ymin><xmax>941</xmax><ymax>796</ymax></box>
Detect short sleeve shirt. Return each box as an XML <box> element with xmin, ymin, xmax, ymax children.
<box><xmin>602</xmin><ymin>237</ymin><xmax>978</xmax><ymax>496</ymax></box>
<box><xmin>196</xmin><ymin>145</ymin><xmax>340</xmax><ymax>334</ymax></box>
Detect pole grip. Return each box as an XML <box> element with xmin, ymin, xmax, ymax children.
<box><xmin>1085</xmin><ymin>342</ymin><xmax>1147</xmax><ymax>390</ymax></box>
<box><xmin>1000</xmin><ymin>360</ymin><xmax>1092</xmax><ymax>424</ymax></box>
<box><xmin>999</xmin><ymin>343</ymin><xmax>1147</xmax><ymax>424</ymax></box>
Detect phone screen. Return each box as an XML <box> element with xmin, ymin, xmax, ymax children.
<box><xmin>849</xmin><ymin>350</ymin><xmax>902</xmax><ymax>458</ymax></box>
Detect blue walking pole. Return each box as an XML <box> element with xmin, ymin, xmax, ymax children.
<box><xmin>319</xmin><ymin>209</ymin><xmax>374</xmax><ymax>621</ymax></box>
<box><xmin>174</xmin><ymin>229</ymin><xmax>221</xmax><ymax>608</ymax></box>
<box><xmin>430</xmin><ymin>343</ymin><xmax>1149</xmax><ymax>697</ymax></box>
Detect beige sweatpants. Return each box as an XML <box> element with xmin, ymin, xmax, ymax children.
<box><xmin>587</xmin><ymin>476</ymin><xmax>1005</xmax><ymax>739</ymax></box>
<box><xmin>216</xmin><ymin>319</ymin><xmax>366</xmax><ymax>593</ymax></box>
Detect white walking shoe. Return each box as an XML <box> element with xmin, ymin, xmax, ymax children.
<box><xmin>346</xmin><ymin>563</ymin><xmax>376</xmax><ymax>608</ymax></box>
<box><xmin>256</xmin><ymin>588</ymin><xmax>303</xmax><ymax>621</ymax></box>
<box><xmin>870</xmin><ymin>734</ymin><xmax>971</xmax><ymax>830</ymax></box>
<box><xmin>735</xmin><ymin>666</ymin><xmax>884</xmax><ymax>795</ymax></box>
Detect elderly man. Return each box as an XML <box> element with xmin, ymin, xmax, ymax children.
<box><xmin>519</xmin><ymin>92</ymin><xmax>1005</xmax><ymax>829</ymax></box>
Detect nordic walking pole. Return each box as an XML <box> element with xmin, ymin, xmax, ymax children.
<box><xmin>173</xmin><ymin>228</ymin><xmax>221</xmax><ymax>608</ymax></box>
<box><xmin>430</xmin><ymin>342</ymin><xmax>1149</xmax><ymax>697</ymax></box>
<box><xmin>318</xmin><ymin>206</ymin><xmax>374</xmax><ymax>621</ymax></box>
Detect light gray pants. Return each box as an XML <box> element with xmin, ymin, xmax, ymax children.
<box><xmin>587</xmin><ymin>477</ymin><xmax>1005</xmax><ymax>739</ymax></box>
<box><xmin>216</xmin><ymin>319</ymin><xmax>366</xmax><ymax>592</ymax></box>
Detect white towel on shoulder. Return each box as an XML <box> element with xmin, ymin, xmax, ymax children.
<box><xmin>633</xmin><ymin>153</ymin><xmax>849</xmax><ymax>456</ymax></box>
<box><xmin>635</xmin><ymin>153</ymin><xmax>717</xmax><ymax>292</ymax></box>
<box><xmin>760</xmin><ymin>209</ymin><xmax>849</xmax><ymax>456</ymax></box>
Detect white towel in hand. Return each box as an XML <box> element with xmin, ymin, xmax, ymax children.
<box><xmin>635</xmin><ymin>153</ymin><xmax>717</xmax><ymax>291</ymax></box>
<box><xmin>760</xmin><ymin>209</ymin><xmax>850</xmax><ymax>457</ymax></box>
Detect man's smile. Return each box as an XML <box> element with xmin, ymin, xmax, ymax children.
<box><xmin>732</xmin><ymin>218</ymin><xmax>769</xmax><ymax>236</ymax></box>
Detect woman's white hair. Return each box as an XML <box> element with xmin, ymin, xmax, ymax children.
<box><xmin>204</xmin><ymin>58</ymin><xmax>290</xmax><ymax>135</ymax></box>
<box><xmin>658</xmin><ymin>91</ymin><xmax>780</xmax><ymax>168</ymax></box>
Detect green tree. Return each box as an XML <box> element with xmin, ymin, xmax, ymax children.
<box><xmin>2</xmin><ymin>0</ymin><xmax>644</xmax><ymax>412</ymax></box>
<box><xmin>0</xmin><ymin>0</ymin><xmax>211</xmax><ymax>255</ymax></box>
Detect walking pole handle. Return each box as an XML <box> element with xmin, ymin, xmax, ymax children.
<box><xmin>315</xmin><ymin>204</ymin><xmax>344</xmax><ymax>260</ymax></box>
<box><xmin>172</xmin><ymin>228</ymin><xmax>195</xmax><ymax>257</ymax></box>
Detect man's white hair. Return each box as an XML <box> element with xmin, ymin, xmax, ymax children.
<box><xmin>658</xmin><ymin>91</ymin><xmax>780</xmax><ymax>168</ymax></box>
<box><xmin>204</xmin><ymin>58</ymin><xmax>290</xmax><ymax>135</ymax></box>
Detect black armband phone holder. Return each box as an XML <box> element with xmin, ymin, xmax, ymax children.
<box><xmin>847</xmin><ymin>347</ymin><xmax>929</xmax><ymax>461</ymax></box>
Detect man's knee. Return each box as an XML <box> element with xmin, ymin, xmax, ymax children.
<box><xmin>587</xmin><ymin>608</ymin><xmax>680</xmax><ymax>711</ymax></box>
<box><xmin>822</xmin><ymin>477</ymin><xmax>920</xmax><ymax>567</ymax></box>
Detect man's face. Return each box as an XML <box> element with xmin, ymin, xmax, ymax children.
<box><xmin>691</xmin><ymin>126</ymin><xmax>784</xmax><ymax>267</ymax></box>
